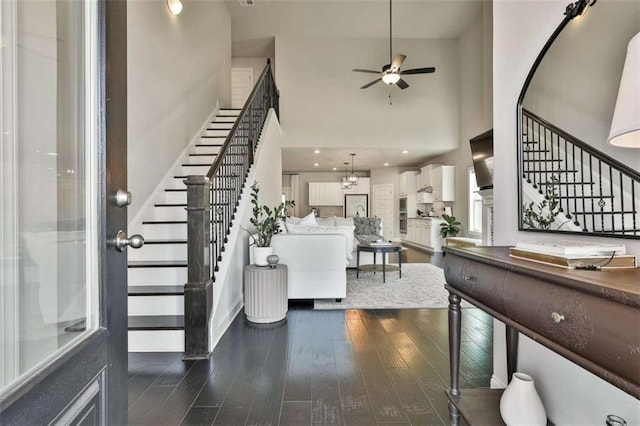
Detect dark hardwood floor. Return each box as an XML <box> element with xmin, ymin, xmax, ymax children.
<box><xmin>128</xmin><ymin>245</ymin><xmax>491</xmax><ymax>426</ymax></box>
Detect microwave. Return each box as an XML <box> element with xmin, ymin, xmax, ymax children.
<box><xmin>399</xmin><ymin>197</ymin><xmax>407</xmax><ymax>212</ymax></box>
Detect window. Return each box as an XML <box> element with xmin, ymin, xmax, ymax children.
<box><xmin>468</xmin><ymin>167</ymin><xmax>483</xmax><ymax>236</ymax></box>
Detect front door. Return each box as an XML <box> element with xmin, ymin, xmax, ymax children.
<box><xmin>0</xmin><ymin>0</ymin><xmax>129</xmax><ymax>423</ymax></box>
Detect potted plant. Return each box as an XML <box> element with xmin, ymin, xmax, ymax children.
<box><xmin>247</xmin><ymin>182</ymin><xmax>294</xmax><ymax>266</ymax></box>
<box><xmin>439</xmin><ymin>213</ymin><xmax>461</xmax><ymax>238</ymax></box>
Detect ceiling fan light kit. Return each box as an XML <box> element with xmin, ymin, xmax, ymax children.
<box><xmin>352</xmin><ymin>0</ymin><xmax>435</xmax><ymax>90</ymax></box>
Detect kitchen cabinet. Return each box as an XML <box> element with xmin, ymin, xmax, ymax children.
<box><xmin>432</xmin><ymin>165</ymin><xmax>455</xmax><ymax>202</ymax></box>
<box><xmin>401</xmin><ymin>218</ymin><xmax>444</xmax><ymax>252</ymax></box>
<box><xmin>416</xmin><ymin>191</ymin><xmax>434</xmax><ymax>204</ymax></box>
<box><xmin>308</xmin><ymin>182</ymin><xmax>343</xmax><ymax>206</ymax></box>
<box><xmin>399</xmin><ymin>171</ymin><xmax>417</xmax><ymax>197</ymax></box>
<box><xmin>418</xmin><ymin>164</ymin><xmax>437</xmax><ymax>190</ymax></box>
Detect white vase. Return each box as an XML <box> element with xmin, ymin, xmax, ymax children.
<box><xmin>253</xmin><ymin>246</ymin><xmax>273</xmax><ymax>266</ymax></box>
<box><xmin>500</xmin><ymin>372</ymin><xmax>547</xmax><ymax>426</ymax></box>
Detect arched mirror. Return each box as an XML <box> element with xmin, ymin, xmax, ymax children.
<box><xmin>517</xmin><ymin>0</ymin><xmax>640</xmax><ymax>239</ymax></box>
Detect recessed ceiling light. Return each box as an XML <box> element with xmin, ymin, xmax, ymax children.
<box><xmin>314</xmin><ymin>149</ymin><xmax>321</xmax><ymax>154</ymax></box>
<box><xmin>402</xmin><ymin>150</ymin><xmax>408</xmax><ymax>154</ymax></box>
<box><xmin>314</xmin><ymin>163</ymin><xmax>319</xmax><ymax>167</ymax></box>
<box><xmin>384</xmin><ymin>162</ymin><xmax>389</xmax><ymax>166</ymax></box>
<box><xmin>332</xmin><ymin>167</ymin><xmax>337</xmax><ymax>171</ymax></box>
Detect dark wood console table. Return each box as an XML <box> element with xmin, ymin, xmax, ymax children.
<box><xmin>443</xmin><ymin>246</ymin><xmax>640</xmax><ymax>425</ymax></box>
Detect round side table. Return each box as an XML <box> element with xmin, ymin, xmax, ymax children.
<box><xmin>243</xmin><ymin>264</ymin><xmax>288</xmax><ymax>325</ymax></box>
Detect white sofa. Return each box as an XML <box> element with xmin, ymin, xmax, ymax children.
<box><xmin>269</xmin><ymin>215</ymin><xmax>387</xmax><ymax>300</ymax></box>
<box><xmin>271</xmin><ymin>233</ymin><xmax>347</xmax><ymax>300</ymax></box>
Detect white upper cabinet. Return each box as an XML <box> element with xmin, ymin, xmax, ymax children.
<box><xmin>418</xmin><ymin>164</ymin><xmax>437</xmax><ymax>190</ymax></box>
<box><xmin>308</xmin><ymin>182</ymin><xmax>343</xmax><ymax>206</ymax></box>
<box><xmin>399</xmin><ymin>171</ymin><xmax>417</xmax><ymax>197</ymax></box>
<box><xmin>432</xmin><ymin>165</ymin><xmax>455</xmax><ymax>202</ymax></box>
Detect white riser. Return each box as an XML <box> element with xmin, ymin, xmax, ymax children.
<box><xmin>128</xmin><ymin>243</ymin><xmax>187</xmax><ymax>261</ymax></box>
<box><xmin>128</xmin><ymin>295</ymin><xmax>184</xmax><ymax>316</ymax></box>
<box><xmin>128</xmin><ymin>330</ymin><xmax>184</xmax><ymax>352</ymax></box>
<box><xmin>153</xmin><ymin>205</ymin><xmax>187</xmax><ymax>221</ymax></box>
<box><xmin>142</xmin><ymin>222</ymin><xmax>187</xmax><ymax>240</ymax></box>
<box><xmin>162</xmin><ymin>191</ymin><xmax>187</xmax><ymax>205</ymax></box>
<box><xmin>219</xmin><ymin>110</ymin><xmax>240</xmax><ymax>116</ymax></box>
<box><xmin>213</xmin><ymin>118</ymin><xmax>236</xmax><ymax>125</ymax></box>
<box><xmin>128</xmin><ymin>267</ymin><xmax>187</xmax><ymax>285</ymax></box>
<box><xmin>185</xmin><ymin>155</ymin><xmax>216</xmax><ymax>165</ymax></box>
<box><xmin>204</xmin><ymin>129</ymin><xmax>230</xmax><ymax>137</ymax></box>
<box><xmin>179</xmin><ymin>165</ymin><xmax>211</xmax><ymax>175</ymax></box>
<box><xmin>192</xmin><ymin>145</ymin><xmax>222</xmax><ymax>156</ymax></box>
<box><xmin>208</xmin><ymin>122</ymin><xmax>234</xmax><ymax>130</ymax></box>
<box><xmin>167</xmin><ymin>177</ymin><xmax>188</xmax><ymax>190</ymax></box>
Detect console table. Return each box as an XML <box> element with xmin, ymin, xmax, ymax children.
<box><xmin>443</xmin><ymin>246</ymin><xmax>640</xmax><ymax>425</ymax></box>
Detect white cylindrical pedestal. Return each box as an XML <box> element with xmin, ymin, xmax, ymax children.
<box><xmin>243</xmin><ymin>264</ymin><xmax>288</xmax><ymax>324</ymax></box>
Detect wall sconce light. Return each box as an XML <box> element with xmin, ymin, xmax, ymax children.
<box><xmin>167</xmin><ymin>0</ymin><xmax>183</xmax><ymax>16</ymax></box>
<box><xmin>608</xmin><ymin>32</ymin><xmax>640</xmax><ymax>148</ymax></box>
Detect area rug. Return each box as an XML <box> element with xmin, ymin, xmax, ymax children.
<box><xmin>314</xmin><ymin>263</ymin><xmax>470</xmax><ymax>310</ymax></box>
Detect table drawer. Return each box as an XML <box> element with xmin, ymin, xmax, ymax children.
<box><xmin>504</xmin><ymin>274</ymin><xmax>640</xmax><ymax>389</ymax></box>
<box><xmin>444</xmin><ymin>255</ymin><xmax>508</xmax><ymax>314</ymax></box>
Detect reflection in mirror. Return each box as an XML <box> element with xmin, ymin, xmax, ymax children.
<box><xmin>518</xmin><ymin>0</ymin><xmax>640</xmax><ymax>238</ymax></box>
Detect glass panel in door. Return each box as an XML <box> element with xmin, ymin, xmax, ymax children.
<box><xmin>1</xmin><ymin>0</ymin><xmax>99</xmax><ymax>397</ymax></box>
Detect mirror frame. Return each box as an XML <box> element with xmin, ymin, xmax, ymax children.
<box><xmin>516</xmin><ymin>0</ymin><xmax>640</xmax><ymax>240</ymax></box>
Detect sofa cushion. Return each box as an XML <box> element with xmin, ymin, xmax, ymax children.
<box><xmin>316</xmin><ymin>216</ymin><xmax>336</xmax><ymax>226</ymax></box>
<box><xmin>354</xmin><ymin>217</ymin><xmax>382</xmax><ymax>236</ymax></box>
<box><xmin>334</xmin><ymin>216</ymin><xmax>354</xmax><ymax>227</ymax></box>
<box><xmin>356</xmin><ymin>234</ymin><xmax>385</xmax><ymax>244</ymax></box>
<box><xmin>287</xmin><ymin>212</ymin><xmax>318</xmax><ymax>226</ymax></box>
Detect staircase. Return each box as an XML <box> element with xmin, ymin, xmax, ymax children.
<box><xmin>520</xmin><ymin>108</ymin><xmax>640</xmax><ymax>236</ymax></box>
<box><xmin>127</xmin><ymin>109</ymin><xmax>240</xmax><ymax>352</ymax></box>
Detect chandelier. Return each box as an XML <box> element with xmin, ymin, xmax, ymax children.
<box><xmin>341</xmin><ymin>162</ymin><xmax>352</xmax><ymax>190</ymax></box>
<box><xmin>348</xmin><ymin>153</ymin><xmax>359</xmax><ymax>185</ymax></box>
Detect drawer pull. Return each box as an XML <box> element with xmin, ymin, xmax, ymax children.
<box><xmin>551</xmin><ymin>312</ymin><xmax>565</xmax><ymax>323</ymax></box>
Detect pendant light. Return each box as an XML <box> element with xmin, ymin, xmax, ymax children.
<box><xmin>348</xmin><ymin>153</ymin><xmax>359</xmax><ymax>185</ymax></box>
<box><xmin>341</xmin><ymin>162</ymin><xmax>352</xmax><ymax>190</ymax></box>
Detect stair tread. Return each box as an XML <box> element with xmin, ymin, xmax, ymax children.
<box><xmin>142</xmin><ymin>239</ymin><xmax>187</xmax><ymax>244</ymax></box>
<box><xmin>128</xmin><ymin>260</ymin><xmax>187</xmax><ymax>268</ymax></box>
<box><xmin>189</xmin><ymin>153</ymin><xmax>217</xmax><ymax>156</ymax></box>
<box><xmin>143</xmin><ymin>220</ymin><xmax>187</xmax><ymax>224</ymax></box>
<box><xmin>128</xmin><ymin>285</ymin><xmax>184</xmax><ymax>296</ymax></box>
<box><xmin>128</xmin><ymin>315</ymin><xmax>184</xmax><ymax>330</ymax></box>
<box><xmin>182</xmin><ymin>164</ymin><xmax>213</xmax><ymax>167</ymax></box>
<box><xmin>195</xmin><ymin>143</ymin><xmax>224</xmax><ymax>147</ymax></box>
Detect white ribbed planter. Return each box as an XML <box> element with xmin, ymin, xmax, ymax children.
<box><xmin>243</xmin><ymin>264</ymin><xmax>288</xmax><ymax>324</ymax></box>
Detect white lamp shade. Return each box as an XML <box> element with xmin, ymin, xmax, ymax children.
<box><xmin>382</xmin><ymin>72</ymin><xmax>400</xmax><ymax>85</ymax></box>
<box><xmin>608</xmin><ymin>32</ymin><xmax>640</xmax><ymax>148</ymax></box>
<box><xmin>167</xmin><ymin>0</ymin><xmax>183</xmax><ymax>15</ymax></box>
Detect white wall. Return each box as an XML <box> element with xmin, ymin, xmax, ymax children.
<box><xmin>421</xmin><ymin>5</ymin><xmax>493</xmax><ymax>237</ymax></box>
<box><xmin>210</xmin><ymin>111</ymin><xmax>283</xmax><ymax>350</ymax></box>
<box><xmin>231</xmin><ymin>57</ymin><xmax>273</xmax><ymax>83</ymax></box>
<box><xmin>493</xmin><ymin>1</ymin><xmax>640</xmax><ymax>424</ymax></box>
<box><xmin>275</xmin><ymin>36</ymin><xmax>460</xmax><ymax>153</ymax></box>
<box><xmin>127</xmin><ymin>1</ymin><xmax>231</xmax><ymax>220</ymax></box>
<box><xmin>523</xmin><ymin>1</ymin><xmax>639</xmax><ymax>169</ymax></box>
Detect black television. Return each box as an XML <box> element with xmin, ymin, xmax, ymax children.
<box><xmin>469</xmin><ymin>129</ymin><xmax>494</xmax><ymax>190</ymax></box>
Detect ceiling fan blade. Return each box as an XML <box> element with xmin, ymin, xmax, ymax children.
<box><xmin>390</xmin><ymin>54</ymin><xmax>406</xmax><ymax>71</ymax></box>
<box><xmin>360</xmin><ymin>78</ymin><xmax>382</xmax><ymax>89</ymax></box>
<box><xmin>396</xmin><ymin>78</ymin><xmax>409</xmax><ymax>90</ymax></box>
<box><xmin>353</xmin><ymin>68</ymin><xmax>381</xmax><ymax>74</ymax></box>
<box><xmin>401</xmin><ymin>67</ymin><xmax>436</xmax><ymax>75</ymax></box>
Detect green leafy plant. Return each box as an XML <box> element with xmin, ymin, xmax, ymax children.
<box><xmin>439</xmin><ymin>214</ymin><xmax>461</xmax><ymax>238</ymax></box>
<box><xmin>522</xmin><ymin>174</ymin><xmax>569</xmax><ymax>230</ymax></box>
<box><xmin>247</xmin><ymin>182</ymin><xmax>295</xmax><ymax>247</ymax></box>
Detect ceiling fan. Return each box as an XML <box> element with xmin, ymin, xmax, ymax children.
<box><xmin>352</xmin><ymin>0</ymin><xmax>435</xmax><ymax>90</ymax></box>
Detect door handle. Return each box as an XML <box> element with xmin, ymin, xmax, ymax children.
<box><xmin>114</xmin><ymin>189</ymin><xmax>132</xmax><ymax>207</ymax></box>
<box><xmin>111</xmin><ymin>230</ymin><xmax>144</xmax><ymax>252</ymax></box>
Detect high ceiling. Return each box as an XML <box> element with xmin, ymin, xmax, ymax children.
<box><xmin>224</xmin><ymin>0</ymin><xmax>487</xmax><ymax>172</ymax></box>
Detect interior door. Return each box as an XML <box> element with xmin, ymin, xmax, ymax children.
<box><xmin>231</xmin><ymin>67</ymin><xmax>254</xmax><ymax>109</ymax></box>
<box><xmin>373</xmin><ymin>184</ymin><xmax>394</xmax><ymax>240</ymax></box>
<box><xmin>0</xmin><ymin>0</ymin><xmax>129</xmax><ymax>423</ymax></box>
